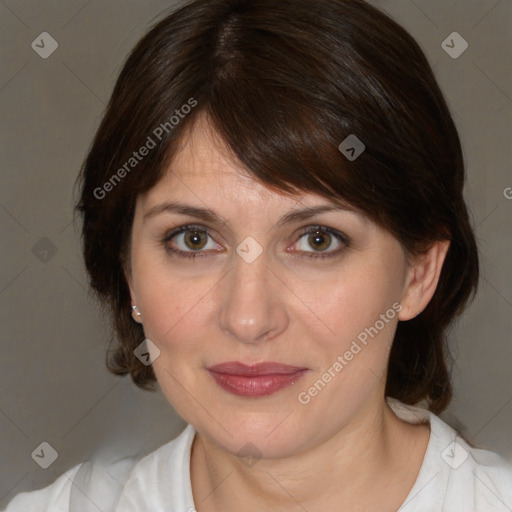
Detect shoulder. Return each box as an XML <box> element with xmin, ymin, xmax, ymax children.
<box><xmin>117</xmin><ymin>424</ymin><xmax>196</xmax><ymax>510</ymax></box>
<box><xmin>2</xmin><ymin>426</ymin><xmax>195</xmax><ymax>512</ymax></box>
<box><xmin>389</xmin><ymin>399</ymin><xmax>512</xmax><ymax>511</ymax></box>
<box><xmin>443</xmin><ymin>433</ymin><xmax>512</xmax><ymax>510</ymax></box>
<box><xmin>2</xmin><ymin>464</ymin><xmax>82</xmax><ymax>512</ymax></box>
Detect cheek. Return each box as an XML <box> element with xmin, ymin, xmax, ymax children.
<box><xmin>293</xmin><ymin>267</ymin><xmax>401</xmax><ymax>414</ymax></box>
<box><xmin>132</xmin><ymin>260</ymin><xmax>218</xmax><ymax>362</ymax></box>
<box><xmin>132</xmin><ymin>233</ymin><xmax>404</xmax><ymax>362</ymax></box>
<box><xmin>293</xmin><ymin>259</ymin><xmax>402</xmax><ymax>346</ymax></box>
<box><xmin>138</xmin><ymin>287</ymin><xmax>202</xmax><ymax>346</ymax></box>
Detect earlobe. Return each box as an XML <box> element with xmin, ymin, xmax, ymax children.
<box><xmin>398</xmin><ymin>240</ymin><xmax>450</xmax><ymax>321</ymax></box>
<box><xmin>131</xmin><ymin>304</ymin><xmax>143</xmax><ymax>323</ymax></box>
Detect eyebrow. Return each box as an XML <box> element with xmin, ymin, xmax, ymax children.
<box><xmin>143</xmin><ymin>202</ymin><xmax>225</xmax><ymax>225</ymax></box>
<box><xmin>142</xmin><ymin>201</ymin><xmax>350</xmax><ymax>228</ymax></box>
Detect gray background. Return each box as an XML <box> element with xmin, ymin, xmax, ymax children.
<box><xmin>1</xmin><ymin>0</ymin><xmax>511</xmax><ymax>505</ymax></box>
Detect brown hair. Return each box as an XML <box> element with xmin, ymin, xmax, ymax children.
<box><xmin>76</xmin><ymin>0</ymin><xmax>479</xmax><ymax>414</ymax></box>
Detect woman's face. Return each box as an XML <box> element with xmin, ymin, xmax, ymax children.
<box><xmin>128</xmin><ymin>118</ymin><xmax>414</xmax><ymax>459</ymax></box>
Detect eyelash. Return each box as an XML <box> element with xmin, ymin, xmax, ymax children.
<box><xmin>162</xmin><ymin>224</ymin><xmax>350</xmax><ymax>260</ymax></box>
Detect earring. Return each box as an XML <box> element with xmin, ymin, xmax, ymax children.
<box><xmin>131</xmin><ymin>305</ymin><xmax>142</xmax><ymax>317</ymax></box>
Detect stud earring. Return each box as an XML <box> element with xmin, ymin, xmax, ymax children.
<box><xmin>131</xmin><ymin>305</ymin><xmax>142</xmax><ymax>317</ymax></box>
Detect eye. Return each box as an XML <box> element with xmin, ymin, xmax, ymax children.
<box><xmin>291</xmin><ymin>226</ymin><xmax>349</xmax><ymax>259</ymax></box>
<box><xmin>162</xmin><ymin>224</ymin><xmax>348</xmax><ymax>261</ymax></box>
<box><xmin>163</xmin><ymin>225</ymin><xmax>222</xmax><ymax>259</ymax></box>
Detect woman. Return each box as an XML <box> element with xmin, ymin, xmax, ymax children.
<box><xmin>6</xmin><ymin>0</ymin><xmax>512</xmax><ymax>510</ymax></box>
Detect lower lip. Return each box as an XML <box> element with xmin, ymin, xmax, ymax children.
<box><xmin>208</xmin><ymin>370</ymin><xmax>308</xmax><ymax>397</ymax></box>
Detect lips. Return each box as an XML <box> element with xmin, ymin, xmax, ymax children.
<box><xmin>207</xmin><ymin>362</ymin><xmax>308</xmax><ymax>397</ymax></box>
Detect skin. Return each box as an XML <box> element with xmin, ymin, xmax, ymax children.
<box><xmin>127</xmin><ymin>116</ymin><xmax>450</xmax><ymax>511</ymax></box>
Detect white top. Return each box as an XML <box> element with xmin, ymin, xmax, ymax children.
<box><xmin>4</xmin><ymin>399</ymin><xmax>512</xmax><ymax>512</ymax></box>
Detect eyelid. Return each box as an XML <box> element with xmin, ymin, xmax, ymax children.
<box><xmin>163</xmin><ymin>224</ymin><xmax>213</xmax><ymax>242</ymax></box>
<box><xmin>295</xmin><ymin>225</ymin><xmax>350</xmax><ymax>245</ymax></box>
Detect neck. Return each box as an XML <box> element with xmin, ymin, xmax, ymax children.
<box><xmin>190</xmin><ymin>397</ymin><xmax>430</xmax><ymax>512</ymax></box>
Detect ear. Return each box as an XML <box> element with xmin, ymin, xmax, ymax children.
<box><xmin>398</xmin><ymin>240</ymin><xmax>450</xmax><ymax>321</ymax></box>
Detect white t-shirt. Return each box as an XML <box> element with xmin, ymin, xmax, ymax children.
<box><xmin>4</xmin><ymin>399</ymin><xmax>512</xmax><ymax>511</ymax></box>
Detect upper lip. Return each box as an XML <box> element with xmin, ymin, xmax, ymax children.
<box><xmin>207</xmin><ymin>362</ymin><xmax>307</xmax><ymax>376</ymax></box>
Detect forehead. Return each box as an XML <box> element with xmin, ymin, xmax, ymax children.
<box><xmin>140</xmin><ymin>115</ymin><xmax>337</xmax><ymax>212</ymax></box>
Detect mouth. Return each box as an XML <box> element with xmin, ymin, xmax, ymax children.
<box><xmin>206</xmin><ymin>362</ymin><xmax>308</xmax><ymax>397</ymax></box>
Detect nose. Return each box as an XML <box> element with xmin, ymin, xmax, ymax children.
<box><xmin>217</xmin><ymin>253</ymin><xmax>289</xmax><ymax>344</ymax></box>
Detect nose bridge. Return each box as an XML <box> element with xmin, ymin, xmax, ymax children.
<box><xmin>217</xmin><ymin>253</ymin><xmax>288</xmax><ymax>344</ymax></box>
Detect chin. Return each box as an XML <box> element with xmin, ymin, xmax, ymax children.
<box><xmin>192</xmin><ymin>408</ymin><xmax>315</xmax><ymax>461</ymax></box>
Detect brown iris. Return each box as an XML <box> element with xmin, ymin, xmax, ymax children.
<box><xmin>184</xmin><ymin>230</ymin><xmax>208</xmax><ymax>250</ymax></box>
<box><xmin>308</xmin><ymin>231</ymin><xmax>331</xmax><ymax>251</ymax></box>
